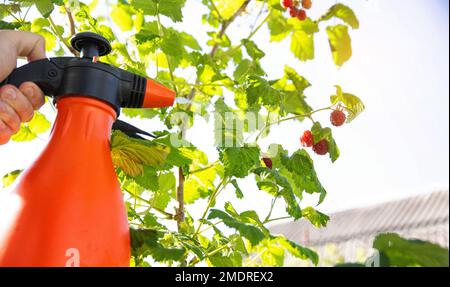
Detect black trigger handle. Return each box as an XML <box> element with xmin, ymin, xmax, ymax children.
<box><xmin>0</xmin><ymin>58</ymin><xmax>68</xmax><ymax>98</ymax></box>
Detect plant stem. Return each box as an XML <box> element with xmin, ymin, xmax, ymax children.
<box><xmin>64</xmin><ymin>5</ymin><xmax>77</xmax><ymax>36</ymax></box>
<box><xmin>254</xmin><ymin>106</ymin><xmax>333</xmax><ymax>142</ymax></box>
<box><xmin>263</xmin><ymin>196</ymin><xmax>279</xmax><ymax>223</ymax></box>
<box><xmin>198</xmin><ymin>219</ymin><xmax>223</xmax><ymax>234</ymax></box>
<box><xmin>189</xmin><ymin>236</ymin><xmax>239</xmax><ymax>266</ymax></box>
<box><xmin>123</xmin><ymin>189</ymin><xmax>175</xmax><ymax>219</ymax></box>
<box><xmin>194</xmin><ymin>178</ymin><xmax>228</xmax><ymax>236</ymax></box>
<box><xmin>48</xmin><ymin>16</ymin><xmax>79</xmax><ymax>56</ymax></box>
<box><xmin>264</xmin><ymin>216</ymin><xmax>292</xmax><ymax>224</ymax></box>
<box><xmin>244</xmin><ymin>247</ymin><xmax>267</xmax><ymax>267</ymax></box>
<box><xmin>189</xmin><ymin>161</ymin><xmax>219</xmax><ymax>175</ymax></box>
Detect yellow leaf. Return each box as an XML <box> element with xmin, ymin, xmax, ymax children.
<box><xmin>326</xmin><ymin>24</ymin><xmax>352</xmax><ymax>66</ymax></box>
<box><xmin>111</xmin><ymin>131</ymin><xmax>170</xmax><ymax>177</ymax></box>
<box><xmin>213</xmin><ymin>0</ymin><xmax>246</xmax><ymax>20</ymax></box>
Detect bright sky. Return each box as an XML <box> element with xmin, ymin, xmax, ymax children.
<box><xmin>0</xmin><ymin>0</ymin><xmax>448</xmax><ymax>222</ymax></box>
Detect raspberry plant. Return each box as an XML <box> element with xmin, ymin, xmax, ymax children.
<box><xmin>1</xmin><ymin>0</ymin><xmax>365</xmax><ymax>266</ymax></box>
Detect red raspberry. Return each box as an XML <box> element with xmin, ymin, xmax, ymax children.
<box><xmin>297</xmin><ymin>9</ymin><xmax>307</xmax><ymax>21</ymax></box>
<box><xmin>302</xmin><ymin>0</ymin><xmax>312</xmax><ymax>9</ymax></box>
<box><xmin>262</xmin><ymin>157</ymin><xmax>273</xmax><ymax>169</ymax></box>
<box><xmin>300</xmin><ymin>130</ymin><xmax>314</xmax><ymax>147</ymax></box>
<box><xmin>289</xmin><ymin>7</ymin><xmax>300</xmax><ymax>17</ymax></box>
<box><xmin>313</xmin><ymin>139</ymin><xmax>329</xmax><ymax>155</ymax></box>
<box><xmin>282</xmin><ymin>0</ymin><xmax>293</xmax><ymax>8</ymax></box>
<box><xmin>330</xmin><ymin>110</ymin><xmax>347</xmax><ymax>127</ymax></box>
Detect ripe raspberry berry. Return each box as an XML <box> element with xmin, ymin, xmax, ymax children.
<box><xmin>282</xmin><ymin>0</ymin><xmax>293</xmax><ymax>9</ymax></box>
<box><xmin>297</xmin><ymin>9</ymin><xmax>307</xmax><ymax>21</ymax></box>
<box><xmin>330</xmin><ymin>110</ymin><xmax>347</xmax><ymax>127</ymax></box>
<box><xmin>262</xmin><ymin>157</ymin><xmax>273</xmax><ymax>169</ymax></box>
<box><xmin>302</xmin><ymin>0</ymin><xmax>312</xmax><ymax>9</ymax></box>
<box><xmin>300</xmin><ymin>130</ymin><xmax>314</xmax><ymax>147</ymax></box>
<box><xmin>313</xmin><ymin>139</ymin><xmax>329</xmax><ymax>155</ymax></box>
<box><xmin>289</xmin><ymin>7</ymin><xmax>300</xmax><ymax>17</ymax></box>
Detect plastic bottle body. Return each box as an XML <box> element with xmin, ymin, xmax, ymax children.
<box><xmin>0</xmin><ymin>97</ymin><xmax>130</xmax><ymax>267</ymax></box>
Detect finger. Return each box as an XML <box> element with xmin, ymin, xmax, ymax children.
<box><xmin>19</xmin><ymin>82</ymin><xmax>45</xmax><ymax>110</ymax></box>
<box><xmin>0</xmin><ymin>31</ymin><xmax>46</xmax><ymax>81</ymax></box>
<box><xmin>12</xmin><ymin>31</ymin><xmax>46</xmax><ymax>62</ymax></box>
<box><xmin>0</xmin><ymin>119</ymin><xmax>14</xmax><ymax>145</ymax></box>
<box><xmin>0</xmin><ymin>85</ymin><xmax>34</xmax><ymax>123</ymax></box>
<box><xmin>0</xmin><ymin>99</ymin><xmax>21</xmax><ymax>133</ymax></box>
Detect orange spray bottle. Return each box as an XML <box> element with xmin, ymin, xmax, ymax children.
<box><xmin>0</xmin><ymin>32</ymin><xmax>175</xmax><ymax>266</ymax></box>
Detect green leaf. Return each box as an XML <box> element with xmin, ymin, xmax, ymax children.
<box><xmin>233</xmin><ymin>59</ymin><xmax>265</xmax><ymax>83</ymax></box>
<box><xmin>330</xmin><ymin>85</ymin><xmax>365</xmax><ymax>122</ymax></box>
<box><xmin>151</xmin><ymin>172</ymin><xmax>175</xmax><ymax>210</ymax></box>
<box><xmin>245</xmin><ymin>76</ymin><xmax>280</xmax><ymax>110</ymax></box>
<box><xmin>302</xmin><ymin>207</ymin><xmax>329</xmax><ymax>228</ymax></box>
<box><xmin>281</xmin><ymin>149</ymin><xmax>327</xmax><ymax>204</ymax></box>
<box><xmin>208</xmin><ymin>254</ymin><xmax>235</xmax><ymax>267</ymax></box>
<box><xmin>0</xmin><ymin>21</ymin><xmax>22</xmax><ymax>30</ymax></box>
<box><xmin>311</xmin><ymin>122</ymin><xmax>340</xmax><ymax>163</ymax></box>
<box><xmin>2</xmin><ymin>169</ymin><xmax>23</xmax><ymax>188</ymax></box>
<box><xmin>29</xmin><ymin>111</ymin><xmax>51</xmax><ymax>134</ymax></box>
<box><xmin>326</xmin><ymin>24</ymin><xmax>352</xmax><ymax>67</ymax></box>
<box><xmin>158</xmin><ymin>0</ymin><xmax>186</xmax><ymax>22</ymax></box>
<box><xmin>282</xmin><ymin>91</ymin><xmax>313</xmax><ymax>116</ymax></box>
<box><xmin>12</xmin><ymin>111</ymin><xmax>51</xmax><ymax>142</ymax></box>
<box><xmin>208</xmin><ymin>209</ymin><xmax>265</xmax><ymax>246</ymax></box>
<box><xmin>320</xmin><ymin>4</ymin><xmax>359</xmax><ymax>29</ymax></box>
<box><xmin>254</xmin><ymin>168</ymin><xmax>302</xmax><ymax>219</ymax></box>
<box><xmin>242</xmin><ymin>39</ymin><xmax>265</xmax><ymax>60</ymax></box>
<box><xmin>231</xmin><ymin>179</ymin><xmax>244</xmax><ymax>199</ymax></box>
<box><xmin>111</xmin><ymin>131</ymin><xmax>170</xmax><ymax>177</ymax></box>
<box><xmin>111</xmin><ymin>4</ymin><xmax>133</xmax><ymax>31</ymax></box>
<box><xmin>284</xmin><ymin>65</ymin><xmax>311</xmax><ymax>92</ymax></box>
<box><xmin>290</xmin><ymin>30</ymin><xmax>314</xmax><ymax>61</ymax></box>
<box><xmin>131</xmin><ymin>0</ymin><xmax>186</xmax><ymax>22</ymax></box>
<box><xmin>35</xmin><ymin>0</ymin><xmax>54</xmax><ymax>17</ymax></box>
<box><xmin>184</xmin><ymin>150</ymin><xmax>216</xmax><ymax>204</ymax></box>
<box><xmin>373</xmin><ymin>233</ymin><xmax>449</xmax><ymax>267</ymax></box>
<box><xmin>259</xmin><ymin>242</ymin><xmax>285</xmax><ymax>266</ymax></box>
<box><xmin>276</xmin><ymin>236</ymin><xmax>319</xmax><ymax>266</ymax></box>
<box><xmin>267</xmin><ymin>10</ymin><xmax>291</xmax><ymax>42</ymax></box>
<box><xmin>220</xmin><ymin>145</ymin><xmax>260</xmax><ymax>178</ymax></box>
<box><xmin>213</xmin><ymin>0</ymin><xmax>245</xmax><ymax>20</ymax></box>
<box><xmin>31</xmin><ymin>18</ymin><xmax>50</xmax><ymax>32</ymax></box>
<box><xmin>130</xmin><ymin>228</ymin><xmax>185</xmax><ymax>262</ymax></box>
<box><xmin>214</xmin><ymin>99</ymin><xmax>244</xmax><ymax>147</ymax></box>
<box><xmin>131</xmin><ymin>0</ymin><xmax>157</xmax><ymax>15</ymax></box>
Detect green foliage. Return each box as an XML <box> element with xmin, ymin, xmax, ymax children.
<box><xmin>337</xmin><ymin>233</ymin><xmax>449</xmax><ymax>267</ymax></box>
<box><xmin>110</xmin><ymin>131</ymin><xmax>170</xmax><ymax>177</ymax></box>
<box><xmin>373</xmin><ymin>233</ymin><xmax>449</xmax><ymax>267</ymax></box>
<box><xmin>331</xmin><ymin>85</ymin><xmax>365</xmax><ymax>122</ymax></box>
<box><xmin>12</xmin><ymin>111</ymin><xmax>51</xmax><ymax>142</ymax></box>
<box><xmin>326</xmin><ymin>24</ymin><xmax>352</xmax><ymax>67</ymax></box>
<box><xmin>2</xmin><ymin>169</ymin><xmax>23</xmax><ymax>188</ymax></box>
<box><xmin>2</xmin><ymin>0</ymin><xmax>366</xmax><ymax>267</ymax></box>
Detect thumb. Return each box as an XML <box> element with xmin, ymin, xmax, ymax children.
<box><xmin>0</xmin><ymin>30</ymin><xmax>46</xmax><ymax>82</ymax></box>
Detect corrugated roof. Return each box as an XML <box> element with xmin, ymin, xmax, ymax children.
<box><xmin>269</xmin><ymin>190</ymin><xmax>449</xmax><ymax>246</ymax></box>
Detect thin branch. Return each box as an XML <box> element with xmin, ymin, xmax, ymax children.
<box><xmin>123</xmin><ymin>189</ymin><xmax>175</xmax><ymax>219</ymax></box>
<box><xmin>254</xmin><ymin>106</ymin><xmax>334</xmax><ymax>142</ymax></box>
<box><xmin>64</xmin><ymin>5</ymin><xmax>77</xmax><ymax>36</ymax></box>
<box><xmin>194</xmin><ymin>178</ymin><xmax>228</xmax><ymax>236</ymax></box>
<box><xmin>175</xmin><ymin>167</ymin><xmax>185</xmax><ymax>229</ymax></box>
<box><xmin>48</xmin><ymin>16</ymin><xmax>79</xmax><ymax>56</ymax></box>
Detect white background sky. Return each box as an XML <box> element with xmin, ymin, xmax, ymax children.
<box><xmin>0</xmin><ymin>0</ymin><xmax>448</xmax><ymax>221</ymax></box>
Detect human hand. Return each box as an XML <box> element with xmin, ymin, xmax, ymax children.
<box><xmin>0</xmin><ymin>30</ymin><xmax>46</xmax><ymax>145</ymax></box>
